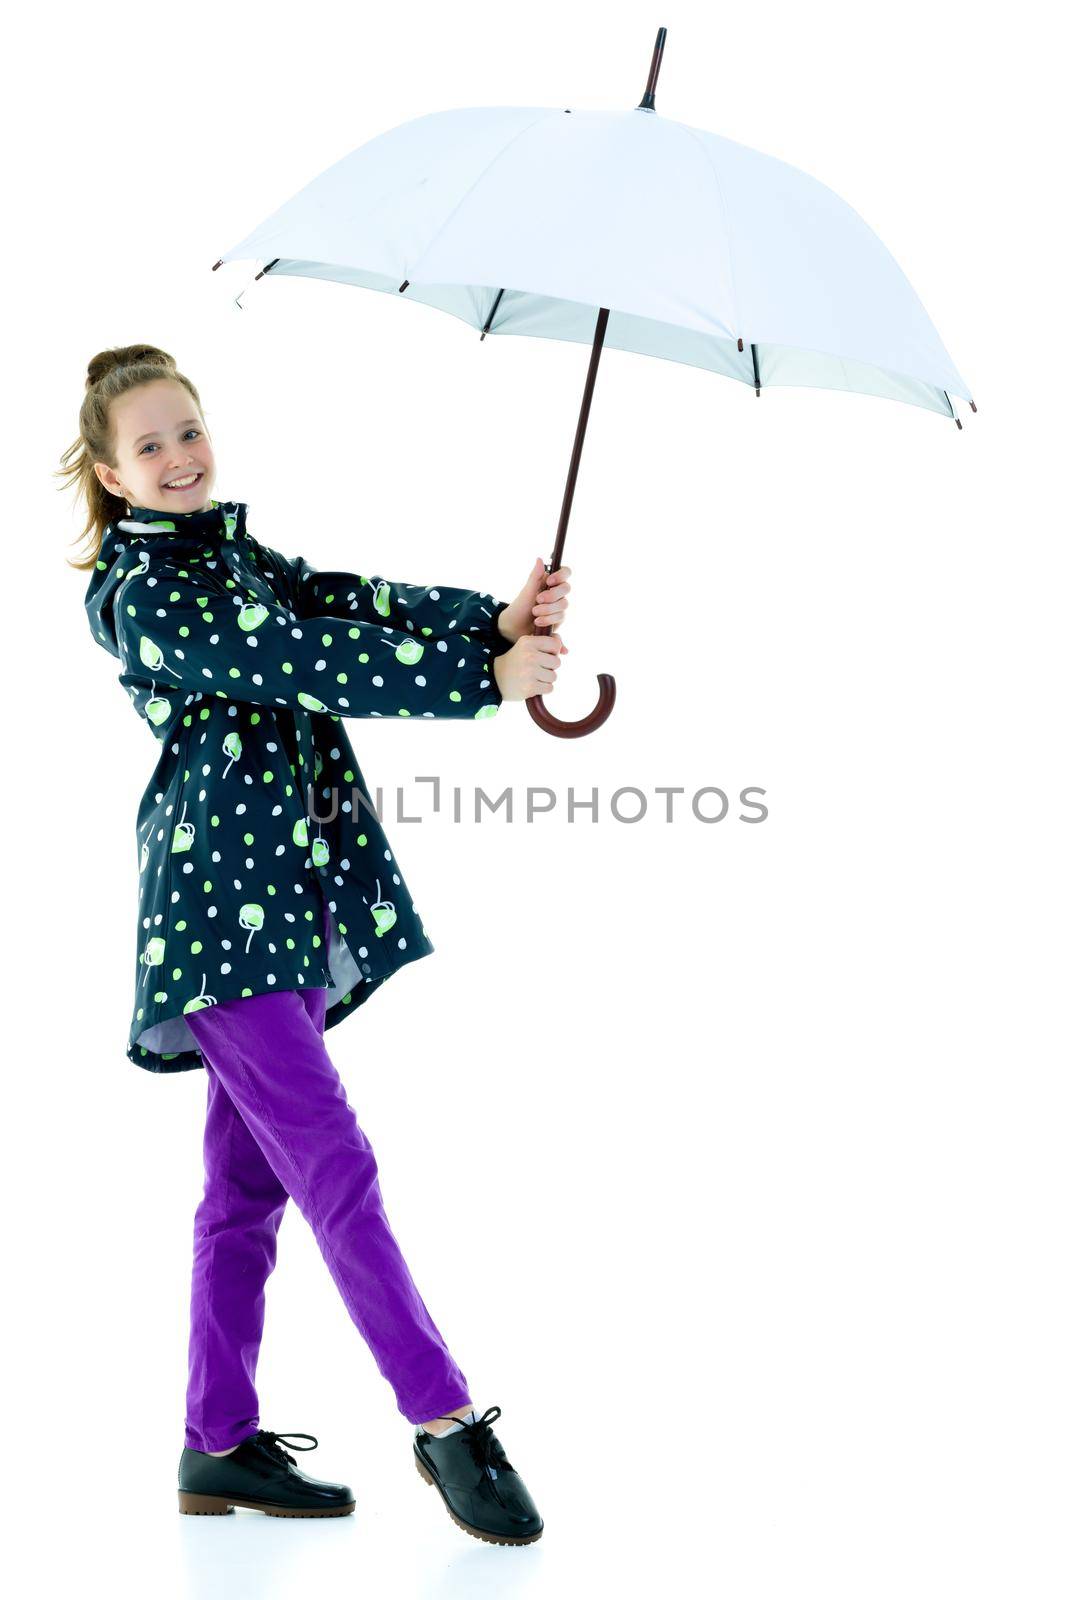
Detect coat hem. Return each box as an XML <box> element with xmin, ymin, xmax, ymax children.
<box><xmin>125</xmin><ymin>937</ymin><xmax>435</xmax><ymax>1073</ymax></box>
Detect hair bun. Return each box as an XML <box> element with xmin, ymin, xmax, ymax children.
<box><xmin>87</xmin><ymin>344</ymin><xmax>176</xmax><ymax>389</ymax></box>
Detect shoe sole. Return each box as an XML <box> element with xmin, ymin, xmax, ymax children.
<box><xmin>413</xmin><ymin>1453</ymin><xmax>543</xmax><ymax>1545</ymax></box>
<box><xmin>178</xmin><ymin>1491</ymin><xmax>355</xmax><ymax>1517</ymax></box>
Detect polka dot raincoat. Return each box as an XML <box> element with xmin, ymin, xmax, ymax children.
<box><xmin>84</xmin><ymin>498</ymin><xmax>507</xmax><ymax>1074</ymax></box>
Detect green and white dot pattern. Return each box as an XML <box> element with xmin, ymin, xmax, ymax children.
<box><xmin>84</xmin><ymin>499</ymin><xmax>510</xmax><ymax>1075</ymax></box>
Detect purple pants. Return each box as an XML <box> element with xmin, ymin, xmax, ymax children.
<box><xmin>182</xmin><ymin>899</ymin><xmax>471</xmax><ymax>1452</ymax></box>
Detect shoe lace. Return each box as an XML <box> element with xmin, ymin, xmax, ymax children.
<box><xmin>452</xmin><ymin>1406</ymin><xmax>514</xmax><ymax>1476</ymax></box>
<box><xmin>257</xmin><ymin>1430</ymin><xmax>318</xmax><ymax>1468</ymax></box>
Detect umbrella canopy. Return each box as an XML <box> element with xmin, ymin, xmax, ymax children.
<box><xmin>214</xmin><ymin>92</ymin><xmax>973</xmax><ymax>424</ymax></box>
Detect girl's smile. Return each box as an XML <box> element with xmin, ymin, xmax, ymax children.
<box><xmin>161</xmin><ymin>470</ymin><xmax>205</xmax><ymax>494</ymax></box>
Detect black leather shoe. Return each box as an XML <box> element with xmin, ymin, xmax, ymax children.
<box><xmin>178</xmin><ymin>1430</ymin><xmax>355</xmax><ymax>1517</ymax></box>
<box><xmin>413</xmin><ymin>1405</ymin><xmax>543</xmax><ymax>1545</ymax></box>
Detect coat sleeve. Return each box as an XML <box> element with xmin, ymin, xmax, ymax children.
<box><xmin>283</xmin><ymin>552</ymin><xmax>512</xmax><ymax>660</ymax></box>
<box><xmin>114</xmin><ymin>568</ymin><xmax>504</xmax><ymax>721</ymax></box>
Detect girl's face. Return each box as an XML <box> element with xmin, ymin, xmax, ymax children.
<box><xmin>95</xmin><ymin>378</ymin><xmax>217</xmax><ymax>514</ymax></box>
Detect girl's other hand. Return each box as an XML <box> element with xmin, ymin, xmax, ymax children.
<box><xmin>497</xmin><ymin>557</ymin><xmax>571</xmax><ymax>645</ymax></box>
<box><xmin>492</xmin><ymin>633</ymin><xmax>566</xmax><ymax>701</ymax></box>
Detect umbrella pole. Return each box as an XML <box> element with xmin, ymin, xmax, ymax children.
<box><xmin>527</xmin><ymin>305</ymin><xmax>617</xmax><ymax>738</ymax></box>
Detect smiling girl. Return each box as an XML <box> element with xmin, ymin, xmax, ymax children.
<box><xmin>61</xmin><ymin>343</ymin><xmax>569</xmax><ymax>1543</ymax></box>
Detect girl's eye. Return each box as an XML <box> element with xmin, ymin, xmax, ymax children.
<box><xmin>139</xmin><ymin>428</ymin><xmax>200</xmax><ymax>456</ymax></box>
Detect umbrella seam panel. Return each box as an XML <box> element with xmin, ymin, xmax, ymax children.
<box><xmin>405</xmin><ymin>108</ymin><xmax>559</xmax><ymax>288</ymax></box>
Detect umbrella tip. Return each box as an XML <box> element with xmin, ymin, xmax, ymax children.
<box><xmin>737</xmin><ymin>337</ymin><xmax>744</xmax><ymax>352</ymax></box>
<box><xmin>970</xmin><ymin>400</ymin><xmax>978</xmax><ymax>412</ymax></box>
<box><xmin>956</xmin><ymin>417</ymin><xmax>963</xmax><ymax>429</ymax></box>
<box><xmin>211</xmin><ymin>258</ymin><xmax>223</xmax><ymax>272</ymax></box>
<box><xmin>637</xmin><ymin>26</ymin><xmax>667</xmax><ymax>110</ymax></box>
<box><xmin>399</xmin><ymin>279</ymin><xmax>410</xmax><ymax>294</ymax></box>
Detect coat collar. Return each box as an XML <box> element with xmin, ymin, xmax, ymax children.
<box><xmin>115</xmin><ymin>498</ymin><xmax>247</xmax><ymax>546</ymax></box>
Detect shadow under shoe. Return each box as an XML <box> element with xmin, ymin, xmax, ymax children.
<box><xmin>414</xmin><ymin>1405</ymin><xmax>543</xmax><ymax>1545</ymax></box>
<box><xmin>178</xmin><ymin>1430</ymin><xmax>355</xmax><ymax>1517</ymax></box>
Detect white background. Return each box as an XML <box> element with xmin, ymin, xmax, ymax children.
<box><xmin>7</xmin><ymin>2</ymin><xmax>1063</xmax><ymax>1596</ymax></box>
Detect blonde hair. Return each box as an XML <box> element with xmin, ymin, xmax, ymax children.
<box><xmin>56</xmin><ymin>343</ymin><xmax>207</xmax><ymax>571</ymax></box>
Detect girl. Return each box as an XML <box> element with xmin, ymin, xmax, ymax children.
<box><xmin>61</xmin><ymin>343</ymin><xmax>570</xmax><ymax>1545</ymax></box>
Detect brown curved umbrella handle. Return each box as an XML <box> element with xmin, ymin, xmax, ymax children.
<box><xmin>526</xmin><ymin>664</ymin><xmax>617</xmax><ymax>736</ymax></box>
<box><xmin>520</xmin><ymin>306</ymin><xmax>616</xmax><ymax>738</ymax></box>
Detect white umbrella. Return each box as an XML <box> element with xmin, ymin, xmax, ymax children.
<box><xmin>213</xmin><ymin>28</ymin><xmax>976</xmax><ymax>737</ymax></box>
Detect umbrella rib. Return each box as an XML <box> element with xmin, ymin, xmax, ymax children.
<box><xmin>481</xmin><ymin>287</ymin><xmax>506</xmax><ymax>338</ymax></box>
<box><xmin>671</xmin><ymin>120</ymin><xmax>743</xmax><ymax>347</ymax></box>
<box><xmin>402</xmin><ymin>108</ymin><xmax>557</xmax><ymax>289</ymax></box>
